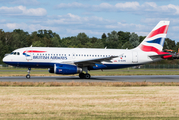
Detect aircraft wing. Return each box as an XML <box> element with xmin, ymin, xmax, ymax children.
<box><xmin>74</xmin><ymin>55</ymin><xmax>122</xmax><ymax>67</ymax></box>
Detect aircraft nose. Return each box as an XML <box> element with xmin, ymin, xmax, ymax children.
<box><xmin>3</xmin><ymin>56</ymin><xmax>7</xmax><ymax>63</ymax></box>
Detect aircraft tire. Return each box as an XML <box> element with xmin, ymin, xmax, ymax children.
<box><xmin>26</xmin><ymin>74</ymin><xmax>30</xmax><ymax>79</ymax></box>
<box><xmin>79</xmin><ymin>73</ymin><xmax>85</xmax><ymax>79</ymax></box>
<box><xmin>85</xmin><ymin>73</ymin><xmax>91</xmax><ymax>79</ymax></box>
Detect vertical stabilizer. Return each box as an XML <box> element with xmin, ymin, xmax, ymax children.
<box><xmin>137</xmin><ymin>21</ymin><xmax>170</xmax><ymax>53</ymax></box>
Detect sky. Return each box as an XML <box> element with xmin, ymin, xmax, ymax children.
<box><xmin>1</xmin><ymin>0</ymin><xmax>179</xmax><ymax>42</ymax></box>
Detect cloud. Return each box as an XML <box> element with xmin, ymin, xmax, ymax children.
<box><xmin>4</xmin><ymin>22</ymin><xmax>60</xmax><ymax>32</ymax></box>
<box><xmin>55</xmin><ymin>2</ymin><xmax>179</xmax><ymax>16</ymax></box>
<box><xmin>1</xmin><ymin>12</ymin><xmax>178</xmax><ymax>40</ymax></box>
<box><xmin>45</xmin><ymin>13</ymin><xmax>115</xmax><ymax>27</ymax></box>
<box><xmin>0</xmin><ymin>6</ymin><xmax>47</xmax><ymax>17</ymax></box>
<box><xmin>115</xmin><ymin>2</ymin><xmax>140</xmax><ymax>10</ymax></box>
<box><xmin>0</xmin><ymin>0</ymin><xmax>40</xmax><ymax>6</ymax></box>
<box><xmin>0</xmin><ymin>12</ymin><xmax>153</xmax><ymax>38</ymax></box>
<box><xmin>55</xmin><ymin>2</ymin><xmax>88</xmax><ymax>9</ymax></box>
<box><xmin>105</xmin><ymin>22</ymin><xmax>146</xmax><ymax>32</ymax></box>
<box><xmin>1</xmin><ymin>13</ymin><xmax>117</xmax><ymax>37</ymax></box>
<box><xmin>0</xmin><ymin>19</ymin><xmax>6</xmax><ymax>23</ymax></box>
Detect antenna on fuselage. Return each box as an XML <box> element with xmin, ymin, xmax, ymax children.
<box><xmin>30</xmin><ymin>45</ymin><xmax>32</xmax><ymax>47</ymax></box>
<box><xmin>105</xmin><ymin>46</ymin><xmax>107</xmax><ymax>49</ymax></box>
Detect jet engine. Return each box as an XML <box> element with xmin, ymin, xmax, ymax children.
<box><xmin>49</xmin><ymin>64</ymin><xmax>82</xmax><ymax>75</ymax></box>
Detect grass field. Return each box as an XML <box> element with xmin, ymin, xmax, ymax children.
<box><xmin>1</xmin><ymin>68</ymin><xmax>179</xmax><ymax>76</ymax></box>
<box><xmin>0</xmin><ymin>86</ymin><xmax>179</xmax><ymax>119</ymax></box>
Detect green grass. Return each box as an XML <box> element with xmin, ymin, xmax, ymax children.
<box><xmin>0</xmin><ymin>86</ymin><xmax>179</xmax><ymax>119</ymax></box>
<box><xmin>1</xmin><ymin>68</ymin><xmax>179</xmax><ymax>76</ymax></box>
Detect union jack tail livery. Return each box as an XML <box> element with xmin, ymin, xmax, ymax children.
<box><xmin>136</xmin><ymin>21</ymin><xmax>170</xmax><ymax>53</ymax></box>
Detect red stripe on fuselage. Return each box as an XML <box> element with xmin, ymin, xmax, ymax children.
<box><xmin>147</xmin><ymin>25</ymin><xmax>168</xmax><ymax>38</ymax></box>
<box><xmin>27</xmin><ymin>50</ymin><xmax>46</xmax><ymax>53</ymax></box>
<box><xmin>23</xmin><ymin>50</ymin><xmax>46</xmax><ymax>53</ymax></box>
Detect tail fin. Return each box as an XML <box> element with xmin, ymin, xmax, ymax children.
<box><xmin>137</xmin><ymin>21</ymin><xmax>170</xmax><ymax>52</ymax></box>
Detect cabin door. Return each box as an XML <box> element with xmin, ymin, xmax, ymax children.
<box><xmin>132</xmin><ymin>51</ymin><xmax>138</xmax><ymax>63</ymax></box>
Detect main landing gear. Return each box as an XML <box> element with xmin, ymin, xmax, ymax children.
<box><xmin>79</xmin><ymin>67</ymin><xmax>91</xmax><ymax>79</ymax></box>
<box><xmin>26</xmin><ymin>68</ymin><xmax>31</xmax><ymax>79</ymax></box>
<box><xmin>79</xmin><ymin>73</ymin><xmax>91</xmax><ymax>79</ymax></box>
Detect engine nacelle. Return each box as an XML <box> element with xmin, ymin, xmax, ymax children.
<box><xmin>48</xmin><ymin>68</ymin><xmax>54</xmax><ymax>73</ymax></box>
<box><xmin>53</xmin><ymin>64</ymin><xmax>82</xmax><ymax>75</ymax></box>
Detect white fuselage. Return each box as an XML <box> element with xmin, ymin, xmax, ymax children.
<box><xmin>3</xmin><ymin>47</ymin><xmax>159</xmax><ymax>70</ymax></box>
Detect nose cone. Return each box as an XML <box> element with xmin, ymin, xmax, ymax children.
<box><xmin>3</xmin><ymin>56</ymin><xmax>7</xmax><ymax>63</ymax></box>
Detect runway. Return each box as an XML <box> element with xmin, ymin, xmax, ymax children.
<box><xmin>0</xmin><ymin>75</ymin><xmax>179</xmax><ymax>82</ymax></box>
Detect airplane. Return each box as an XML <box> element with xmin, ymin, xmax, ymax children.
<box><xmin>3</xmin><ymin>21</ymin><xmax>172</xmax><ymax>79</ymax></box>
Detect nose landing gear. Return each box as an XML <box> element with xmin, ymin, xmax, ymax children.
<box><xmin>26</xmin><ymin>68</ymin><xmax>31</xmax><ymax>79</ymax></box>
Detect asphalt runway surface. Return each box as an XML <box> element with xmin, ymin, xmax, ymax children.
<box><xmin>0</xmin><ymin>75</ymin><xmax>179</xmax><ymax>82</ymax></box>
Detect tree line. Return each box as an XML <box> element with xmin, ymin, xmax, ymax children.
<box><xmin>0</xmin><ymin>29</ymin><xmax>178</xmax><ymax>63</ymax></box>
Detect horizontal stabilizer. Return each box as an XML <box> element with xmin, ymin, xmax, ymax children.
<box><xmin>149</xmin><ymin>53</ymin><xmax>172</xmax><ymax>59</ymax></box>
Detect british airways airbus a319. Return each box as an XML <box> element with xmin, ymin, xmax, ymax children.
<box><xmin>3</xmin><ymin>21</ymin><xmax>172</xmax><ymax>79</ymax></box>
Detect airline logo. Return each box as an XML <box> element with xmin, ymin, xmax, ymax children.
<box><xmin>23</xmin><ymin>50</ymin><xmax>46</xmax><ymax>57</ymax></box>
<box><xmin>139</xmin><ymin>22</ymin><xmax>169</xmax><ymax>55</ymax></box>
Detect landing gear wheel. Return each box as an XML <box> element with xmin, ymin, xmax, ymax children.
<box><xmin>84</xmin><ymin>74</ymin><xmax>91</xmax><ymax>79</ymax></box>
<box><xmin>26</xmin><ymin>74</ymin><xmax>30</xmax><ymax>79</ymax></box>
<box><xmin>26</xmin><ymin>68</ymin><xmax>31</xmax><ymax>79</ymax></box>
<box><xmin>79</xmin><ymin>73</ymin><xmax>85</xmax><ymax>79</ymax></box>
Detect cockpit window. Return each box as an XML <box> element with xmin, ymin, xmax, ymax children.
<box><xmin>10</xmin><ymin>52</ymin><xmax>20</xmax><ymax>55</ymax></box>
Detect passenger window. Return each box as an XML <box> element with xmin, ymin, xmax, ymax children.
<box><xmin>69</xmin><ymin>54</ymin><xmax>70</xmax><ymax>56</ymax></box>
<box><xmin>84</xmin><ymin>55</ymin><xmax>86</xmax><ymax>57</ymax></box>
<box><xmin>79</xmin><ymin>54</ymin><xmax>80</xmax><ymax>56</ymax></box>
<box><xmin>65</xmin><ymin>54</ymin><xmax>66</xmax><ymax>56</ymax></box>
<box><xmin>56</xmin><ymin>54</ymin><xmax>58</xmax><ymax>56</ymax></box>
